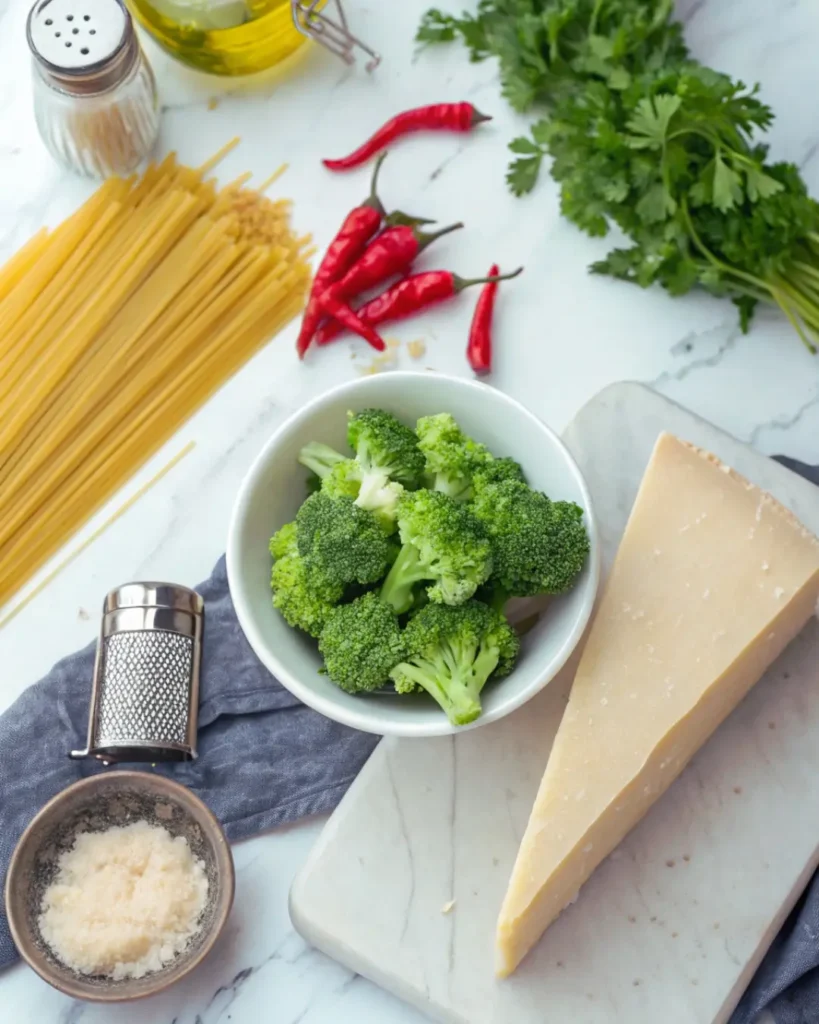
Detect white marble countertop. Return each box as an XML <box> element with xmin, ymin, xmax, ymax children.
<box><xmin>0</xmin><ymin>0</ymin><xmax>816</xmax><ymax>1019</ymax></box>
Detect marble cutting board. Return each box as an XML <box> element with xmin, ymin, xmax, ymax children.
<box><xmin>289</xmin><ymin>382</ymin><xmax>819</xmax><ymax>1024</ymax></box>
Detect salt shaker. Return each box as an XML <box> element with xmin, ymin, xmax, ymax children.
<box><xmin>70</xmin><ymin>583</ymin><xmax>204</xmax><ymax>765</ymax></box>
<box><xmin>27</xmin><ymin>0</ymin><xmax>159</xmax><ymax>178</ymax></box>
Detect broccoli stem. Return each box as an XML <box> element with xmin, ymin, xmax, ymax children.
<box><xmin>380</xmin><ymin>544</ymin><xmax>429</xmax><ymax>613</ymax></box>
<box><xmin>394</xmin><ymin>635</ymin><xmax>502</xmax><ymax>726</ymax></box>
<box><xmin>472</xmin><ymin>638</ymin><xmax>502</xmax><ymax>685</ymax></box>
<box><xmin>393</xmin><ymin>655</ymin><xmax>483</xmax><ymax>726</ymax></box>
<box><xmin>357</xmin><ymin>470</ymin><xmax>389</xmax><ymax>508</ymax></box>
<box><xmin>433</xmin><ymin>471</ymin><xmax>472</xmax><ymax>502</ymax></box>
<box><xmin>299</xmin><ymin>442</ymin><xmax>347</xmax><ymax>478</ymax></box>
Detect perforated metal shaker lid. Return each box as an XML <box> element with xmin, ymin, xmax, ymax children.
<box><xmin>70</xmin><ymin>582</ymin><xmax>204</xmax><ymax>765</ymax></box>
<box><xmin>27</xmin><ymin>0</ymin><xmax>136</xmax><ymax>92</ymax></box>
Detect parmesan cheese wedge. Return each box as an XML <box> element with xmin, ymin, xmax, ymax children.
<box><xmin>495</xmin><ymin>433</ymin><xmax>819</xmax><ymax>978</ymax></box>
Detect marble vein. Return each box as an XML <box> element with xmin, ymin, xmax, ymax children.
<box><xmin>57</xmin><ymin>1003</ymin><xmax>85</xmax><ymax>1024</ymax></box>
<box><xmin>647</xmin><ymin>322</ymin><xmax>741</xmax><ymax>387</ymax></box>
<box><xmin>387</xmin><ymin>748</ymin><xmax>415</xmax><ymax>945</ymax></box>
<box><xmin>427</xmin><ymin>144</ymin><xmax>467</xmax><ymax>186</ymax></box>
<box><xmin>748</xmin><ymin>388</ymin><xmax>819</xmax><ymax>448</ymax></box>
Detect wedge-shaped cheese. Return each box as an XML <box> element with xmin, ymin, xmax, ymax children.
<box><xmin>496</xmin><ymin>432</ymin><xmax>819</xmax><ymax>977</ymax></box>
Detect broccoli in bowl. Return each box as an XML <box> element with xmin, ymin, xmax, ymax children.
<box><xmin>268</xmin><ymin>407</ymin><xmax>589</xmax><ymax>727</ymax></box>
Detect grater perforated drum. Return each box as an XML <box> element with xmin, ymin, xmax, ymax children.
<box><xmin>70</xmin><ymin>583</ymin><xmax>204</xmax><ymax>764</ymax></box>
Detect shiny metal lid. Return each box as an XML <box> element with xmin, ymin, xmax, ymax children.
<box><xmin>104</xmin><ymin>582</ymin><xmax>205</xmax><ymax>617</ymax></box>
<box><xmin>27</xmin><ymin>0</ymin><xmax>135</xmax><ymax>93</ymax></box>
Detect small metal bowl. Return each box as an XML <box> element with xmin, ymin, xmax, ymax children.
<box><xmin>5</xmin><ymin>771</ymin><xmax>234</xmax><ymax>1001</ymax></box>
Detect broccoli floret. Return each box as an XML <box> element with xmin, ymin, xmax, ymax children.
<box><xmin>319</xmin><ymin>593</ymin><xmax>407</xmax><ymax>693</ymax></box>
<box><xmin>322</xmin><ymin>459</ymin><xmax>362</xmax><ymax>501</ymax></box>
<box><xmin>269</xmin><ymin>520</ymin><xmax>343</xmax><ymax>639</ymax></box>
<box><xmin>311</xmin><ymin>410</ymin><xmax>418</xmax><ymax>531</ymax></box>
<box><xmin>348</xmin><ymin>408</ymin><xmax>425</xmax><ymax>489</ymax></box>
<box><xmin>299</xmin><ymin>441</ymin><xmax>348</xmax><ymax>479</ymax></box>
<box><xmin>380</xmin><ymin>490</ymin><xmax>492</xmax><ymax>613</ymax></box>
<box><xmin>296</xmin><ymin>492</ymin><xmax>396</xmax><ymax>589</ymax></box>
<box><xmin>269</xmin><ymin>521</ymin><xmax>298</xmax><ymax>560</ymax></box>
<box><xmin>472</xmin><ymin>456</ymin><xmax>526</xmax><ymax>490</ymax></box>
<box><xmin>321</xmin><ymin>458</ymin><xmax>404</xmax><ymax>533</ymax></box>
<box><xmin>471</xmin><ymin>480</ymin><xmax>589</xmax><ymax>597</ymax></box>
<box><xmin>390</xmin><ymin>601</ymin><xmax>520</xmax><ymax>726</ymax></box>
<box><xmin>416</xmin><ymin>413</ymin><xmax>491</xmax><ymax>500</ymax></box>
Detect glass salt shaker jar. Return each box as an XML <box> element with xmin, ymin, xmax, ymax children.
<box><xmin>27</xmin><ymin>0</ymin><xmax>159</xmax><ymax>178</ymax></box>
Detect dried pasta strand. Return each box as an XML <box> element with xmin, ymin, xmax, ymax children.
<box><xmin>0</xmin><ymin>224</ymin><xmax>235</xmax><ymax>492</ymax></box>
<box><xmin>0</xmin><ymin>228</ymin><xmax>48</xmax><ymax>304</ymax></box>
<box><xmin>0</xmin><ymin>144</ymin><xmax>311</xmax><ymax>608</ymax></box>
<box><xmin>0</xmin><ymin>442</ymin><xmax>195</xmax><ymax>631</ymax></box>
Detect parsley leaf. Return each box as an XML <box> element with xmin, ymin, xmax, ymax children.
<box><xmin>507</xmin><ymin>153</ymin><xmax>544</xmax><ymax>196</ymax></box>
<box><xmin>636</xmin><ymin>183</ymin><xmax>677</xmax><ymax>223</ymax></box>
<box><xmin>508</xmin><ymin>137</ymin><xmax>542</xmax><ymax>156</ymax></box>
<box><xmin>745</xmin><ymin>164</ymin><xmax>784</xmax><ymax>202</ymax></box>
<box><xmin>711</xmin><ymin>153</ymin><xmax>744</xmax><ymax>212</ymax></box>
<box><xmin>733</xmin><ymin>295</ymin><xmax>757</xmax><ymax>333</ymax></box>
<box><xmin>415</xmin><ymin>9</ymin><xmax>458</xmax><ymax>44</ymax></box>
<box><xmin>626</xmin><ymin>95</ymin><xmax>682</xmax><ymax>150</ymax></box>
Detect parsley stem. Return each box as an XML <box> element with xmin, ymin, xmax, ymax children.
<box><xmin>731</xmin><ymin>282</ymin><xmax>775</xmax><ymax>306</ymax></box>
<box><xmin>771</xmin><ymin>276</ymin><xmax>819</xmax><ymax>330</ymax></box>
<box><xmin>771</xmin><ymin>295</ymin><xmax>818</xmax><ymax>354</ymax></box>
<box><xmin>588</xmin><ymin>0</ymin><xmax>604</xmax><ymax>35</ymax></box>
<box><xmin>681</xmin><ymin>199</ymin><xmax>772</xmax><ymax>296</ymax></box>
<box><xmin>787</xmin><ymin>274</ymin><xmax>819</xmax><ymax>311</ymax></box>
<box><xmin>792</xmin><ymin>260</ymin><xmax>819</xmax><ymax>287</ymax></box>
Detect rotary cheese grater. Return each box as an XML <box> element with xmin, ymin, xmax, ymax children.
<box><xmin>70</xmin><ymin>583</ymin><xmax>204</xmax><ymax>765</ymax></box>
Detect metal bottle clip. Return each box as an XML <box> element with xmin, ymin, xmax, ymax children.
<box><xmin>70</xmin><ymin>583</ymin><xmax>204</xmax><ymax>765</ymax></box>
<box><xmin>291</xmin><ymin>1</ymin><xmax>380</xmax><ymax>71</ymax></box>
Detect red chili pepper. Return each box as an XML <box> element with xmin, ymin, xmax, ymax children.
<box><xmin>319</xmin><ymin>222</ymin><xmax>463</xmax><ymax>312</ymax></box>
<box><xmin>466</xmin><ymin>264</ymin><xmax>500</xmax><ymax>375</ymax></box>
<box><xmin>323</xmin><ymin>103</ymin><xmax>492</xmax><ymax>172</ymax></box>
<box><xmin>296</xmin><ymin>153</ymin><xmax>387</xmax><ymax>359</ymax></box>
<box><xmin>320</xmin><ymin>291</ymin><xmax>386</xmax><ymax>352</ymax></box>
<box><xmin>315</xmin><ymin>267</ymin><xmax>523</xmax><ymax>345</ymax></box>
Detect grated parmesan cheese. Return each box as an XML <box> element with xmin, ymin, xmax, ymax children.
<box><xmin>38</xmin><ymin>821</ymin><xmax>208</xmax><ymax>980</ymax></box>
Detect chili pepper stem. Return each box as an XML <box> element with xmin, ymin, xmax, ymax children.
<box><xmin>386</xmin><ymin>211</ymin><xmax>437</xmax><ymax>228</ymax></box>
<box><xmin>453</xmin><ymin>266</ymin><xmax>523</xmax><ymax>291</ymax></box>
<box><xmin>470</xmin><ymin>108</ymin><xmax>492</xmax><ymax>126</ymax></box>
<box><xmin>365</xmin><ymin>151</ymin><xmax>389</xmax><ymax>213</ymax></box>
<box><xmin>416</xmin><ymin>222</ymin><xmax>464</xmax><ymax>251</ymax></box>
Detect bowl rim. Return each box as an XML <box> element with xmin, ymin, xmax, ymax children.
<box><xmin>227</xmin><ymin>371</ymin><xmax>600</xmax><ymax>738</ymax></box>
<box><xmin>4</xmin><ymin>770</ymin><xmax>235</xmax><ymax>1002</ymax></box>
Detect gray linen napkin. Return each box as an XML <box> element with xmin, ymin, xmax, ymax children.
<box><xmin>0</xmin><ymin>555</ymin><xmax>378</xmax><ymax>970</ymax></box>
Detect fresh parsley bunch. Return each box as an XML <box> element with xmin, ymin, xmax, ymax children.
<box><xmin>418</xmin><ymin>1</ymin><xmax>819</xmax><ymax>350</ymax></box>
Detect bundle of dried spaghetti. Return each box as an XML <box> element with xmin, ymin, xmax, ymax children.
<box><xmin>0</xmin><ymin>144</ymin><xmax>312</xmax><ymax>608</ymax></box>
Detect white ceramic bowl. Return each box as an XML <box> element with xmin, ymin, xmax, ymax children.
<box><xmin>227</xmin><ymin>373</ymin><xmax>599</xmax><ymax>737</ymax></box>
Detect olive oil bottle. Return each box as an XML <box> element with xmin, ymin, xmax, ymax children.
<box><xmin>127</xmin><ymin>0</ymin><xmax>313</xmax><ymax>76</ymax></box>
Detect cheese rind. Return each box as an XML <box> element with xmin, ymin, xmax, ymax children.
<box><xmin>495</xmin><ymin>433</ymin><xmax>819</xmax><ymax>978</ymax></box>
